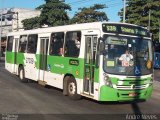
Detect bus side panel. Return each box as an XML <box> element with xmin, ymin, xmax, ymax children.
<box><xmin>5</xmin><ymin>51</ymin><xmax>15</xmax><ymax>73</ymax></box>
<box><xmin>24</xmin><ymin>53</ymin><xmax>38</xmax><ymax>81</ymax></box>
<box><xmin>44</xmin><ymin>56</ymin><xmax>84</xmax><ymax>92</ymax></box>
<box><xmin>35</xmin><ymin>54</ymin><xmax>43</xmax><ymax>81</ymax></box>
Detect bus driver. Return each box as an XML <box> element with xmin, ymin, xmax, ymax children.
<box><xmin>119</xmin><ymin>50</ymin><xmax>133</xmax><ymax>66</ymax></box>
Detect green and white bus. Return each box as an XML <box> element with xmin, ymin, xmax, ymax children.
<box><xmin>5</xmin><ymin>22</ymin><xmax>153</xmax><ymax>101</ymax></box>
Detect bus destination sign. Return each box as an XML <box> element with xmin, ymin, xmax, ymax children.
<box><xmin>102</xmin><ymin>24</ymin><xmax>150</xmax><ymax>37</ymax></box>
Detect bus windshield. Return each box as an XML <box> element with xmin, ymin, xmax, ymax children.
<box><xmin>103</xmin><ymin>35</ymin><xmax>152</xmax><ymax>76</ymax></box>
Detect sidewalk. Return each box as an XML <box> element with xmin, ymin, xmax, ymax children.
<box><xmin>152</xmin><ymin>80</ymin><xmax>160</xmax><ymax>100</ymax></box>
<box><xmin>154</xmin><ymin>69</ymin><xmax>160</xmax><ymax>82</ymax></box>
<box><xmin>0</xmin><ymin>57</ymin><xmax>5</xmax><ymax>62</ymax></box>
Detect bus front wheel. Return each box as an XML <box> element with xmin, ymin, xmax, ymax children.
<box><xmin>18</xmin><ymin>66</ymin><xmax>27</xmax><ymax>82</ymax></box>
<box><xmin>66</xmin><ymin>76</ymin><xmax>81</xmax><ymax>100</ymax></box>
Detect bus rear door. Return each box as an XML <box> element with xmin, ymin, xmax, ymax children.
<box><xmin>38</xmin><ymin>37</ymin><xmax>49</xmax><ymax>83</ymax></box>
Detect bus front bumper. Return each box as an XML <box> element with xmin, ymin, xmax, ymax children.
<box><xmin>99</xmin><ymin>85</ymin><xmax>153</xmax><ymax>101</ymax></box>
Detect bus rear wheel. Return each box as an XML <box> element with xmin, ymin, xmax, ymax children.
<box><xmin>66</xmin><ymin>76</ymin><xmax>81</xmax><ymax>100</ymax></box>
<box><xmin>19</xmin><ymin>66</ymin><xmax>27</xmax><ymax>82</ymax></box>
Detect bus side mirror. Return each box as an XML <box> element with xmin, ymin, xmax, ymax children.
<box><xmin>99</xmin><ymin>42</ymin><xmax>105</xmax><ymax>54</ymax></box>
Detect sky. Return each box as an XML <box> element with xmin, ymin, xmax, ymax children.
<box><xmin>0</xmin><ymin>0</ymin><xmax>123</xmax><ymax>22</ymax></box>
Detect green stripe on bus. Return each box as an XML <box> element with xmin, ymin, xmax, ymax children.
<box><xmin>6</xmin><ymin>52</ymin><xmax>15</xmax><ymax>64</ymax></box>
<box><xmin>16</xmin><ymin>53</ymin><xmax>25</xmax><ymax>65</ymax></box>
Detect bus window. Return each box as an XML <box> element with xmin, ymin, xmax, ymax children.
<box><xmin>27</xmin><ymin>34</ymin><xmax>38</xmax><ymax>54</ymax></box>
<box><xmin>49</xmin><ymin>32</ymin><xmax>64</xmax><ymax>56</ymax></box>
<box><xmin>64</xmin><ymin>31</ymin><xmax>81</xmax><ymax>57</ymax></box>
<box><xmin>7</xmin><ymin>36</ymin><xmax>14</xmax><ymax>51</ymax></box>
<box><xmin>19</xmin><ymin>35</ymin><xmax>27</xmax><ymax>53</ymax></box>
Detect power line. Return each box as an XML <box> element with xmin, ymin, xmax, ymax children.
<box><xmin>68</xmin><ymin>0</ymin><xmax>118</xmax><ymax>6</ymax></box>
<box><xmin>71</xmin><ymin>1</ymin><xmax>122</xmax><ymax>9</ymax></box>
<box><xmin>69</xmin><ymin>2</ymin><xmax>122</xmax><ymax>13</ymax></box>
<box><xmin>68</xmin><ymin>0</ymin><xmax>91</xmax><ymax>5</ymax></box>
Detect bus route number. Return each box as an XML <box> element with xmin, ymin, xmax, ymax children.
<box><xmin>107</xmin><ymin>25</ymin><xmax>117</xmax><ymax>32</ymax></box>
<box><xmin>26</xmin><ymin>58</ymin><xmax>34</xmax><ymax>64</ymax></box>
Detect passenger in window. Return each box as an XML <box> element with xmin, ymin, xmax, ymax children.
<box><xmin>75</xmin><ymin>35</ymin><xmax>81</xmax><ymax>56</ymax></box>
<box><xmin>50</xmin><ymin>36</ymin><xmax>55</xmax><ymax>54</ymax></box>
<box><xmin>50</xmin><ymin>35</ymin><xmax>63</xmax><ymax>56</ymax></box>
<box><xmin>75</xmin><ymin>36</ymin><xmax>81</xmax><ymax>49</ymax></box>
<box><xmin>59</xmin><ymin>45</ymin><xmax>63</xmax><ymax>55</ymax></box>
<box><xmin>28</xmin><ymin>41</ymin><xmax>34</xmax><ymax>53</ymax></box>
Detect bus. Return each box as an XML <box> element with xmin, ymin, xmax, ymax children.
<box><xmin>5</xmin><ymin>22</ymin><xmax>153</xmax><ymax>101</ymax></box>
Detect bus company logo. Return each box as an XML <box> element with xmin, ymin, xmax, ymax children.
<box><xmin>69</xmin><ymin>59</ymin><xmax>79</xmax><ymax>66</ymax></box>
<box><xmin>54</xmin><ymin>64</ymin><xmax>64</xmax><ymax>68</ymax></box>
<box><xmin>131</xmin><ymin>84</ymin><xmax>135</xmax><ymax>89</ymax></box>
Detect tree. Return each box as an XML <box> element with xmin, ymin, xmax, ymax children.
<box><xmin>22</xmin><ymin>17</ymin><xmax>41</xmax><ymax>30</ymax></box>
<box><xmin>70</xmin><ymin>4</ymin><xmax>109</xmax><ymax>24</ymax></box>
<box><xmin>22</xmin><ymin>0</ymin><xmax>71</xmax><ymax>30</ymax></box>
<box><xmin>119</xmin><ymin>0</ymin><xmax>160</xmax><ymax>41</ymax></box>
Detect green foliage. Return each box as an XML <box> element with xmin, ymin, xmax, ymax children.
<box><xmin>119</xmin><ymin>0</ymin><xmax>160</xmax><ymax>41</ymax></box>
<box><xmin>22</xmin><ymin>0</ymin><xmax>71</xmax><ymax>30</ymax></box>
<box><xmin>22</xmin><ymin>1</ymin><xmax>109</xmax><ymax>30</ymax></box>
<box><xmin>70</xmin><ymin>4</ymin><xmax>109</xmax><ymax>24</ymax></box>
<box><xmin>22</xmin><ymin>17</ymin><xmax>41</xmax><ymax>30</ymax></box>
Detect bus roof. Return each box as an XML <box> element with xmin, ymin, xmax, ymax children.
<box><xmin>7</xmin><ymin>22</ymin><xmax>148</xmax><ymax>36</ymax></box>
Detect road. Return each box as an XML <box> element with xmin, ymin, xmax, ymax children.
<box><xmin>0</xmin><ymin>61</ymin><xmax>160</xmax><ymax>120</ymax></box>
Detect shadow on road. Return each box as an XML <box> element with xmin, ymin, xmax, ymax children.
<box><xmin>131</xmin><ymin>103</ymin><xmax>143</xmax><ymax>120</ymax></box>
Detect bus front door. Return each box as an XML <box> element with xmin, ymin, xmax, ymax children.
<box><xmin>84</xmin><ymin>36</ymin><xmax>97</xmax><ymax>95</ymax></box>
<box><xmin>38</xmin><ymin>37</ymin><xmax>49</xmax><ymax>83</ymax></box>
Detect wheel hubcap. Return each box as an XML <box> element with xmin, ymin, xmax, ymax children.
<box><xmin>68</xmin><ymin>82</ymin><xmax>76</xmax><ymax>95</ymax></box>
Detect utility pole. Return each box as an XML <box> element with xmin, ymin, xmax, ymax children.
<box><xmin>159</xmin><ymin>19</ymin><xmax>160</xmax><ymax>43</ymax></box>
<box><xmin>148</xmin><ymin>9</ymin><xmax>151</xmax><ymax>31</ymax></box>
<box><xmin>123</xmin><ymin>0</ymin><xmax>126</xmax><ymax>23</ymax></box>
<box><xmin>16</xmin><ymin>12</ymin><xmax>19</xmax><ymax>31</ymax></box>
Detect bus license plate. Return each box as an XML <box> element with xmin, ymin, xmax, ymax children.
<box><xmin>129</xmin><ymin>93</ymin><xmax>137</xmax><ymax>97</ymax></box>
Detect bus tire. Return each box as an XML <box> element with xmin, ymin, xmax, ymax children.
<box><xmin>66</xmin><ymin>76</ymin><xmax>81</xmax><ymax>100</ymax></box>
<box><xmin>63</xmin><ymin>76</ymin><xmax>69</xmax><ymax>96</ymax></box>
<box><xmin>18</xmin><ymin>66</ymin><xmax>27</xmax><ymax>83</ymax></box>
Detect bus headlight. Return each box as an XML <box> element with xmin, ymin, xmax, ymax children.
<box><xmin>144</xmin><ymin>78</ymin><xmax>153</xmax><ymax>86</ymax></box>
<box><xmin>149</xmin><ymin>78</ymin><xmax>153</xmax><ymax>85</ymax></box>
<box><xmin>103</xmin><ymin>75</ymin><xmax>112</xmax><ymax>87</ymax></box>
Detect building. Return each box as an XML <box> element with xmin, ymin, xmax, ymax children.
<box><xmin>0</xmin><ymin>8</ymin><xmax>41</xmax><ymax>56</ymax></box>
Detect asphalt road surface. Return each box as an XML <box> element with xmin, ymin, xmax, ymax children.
<box><xmin>0</xmin><ymin>61</ymin><xmax>160</xmax><ymax>120</ymax></box>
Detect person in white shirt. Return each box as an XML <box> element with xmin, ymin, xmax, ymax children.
<box><xmin>119</xmin><ymin>50</ymin><xmax>133</xmax><ymax>66</ymax></box>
